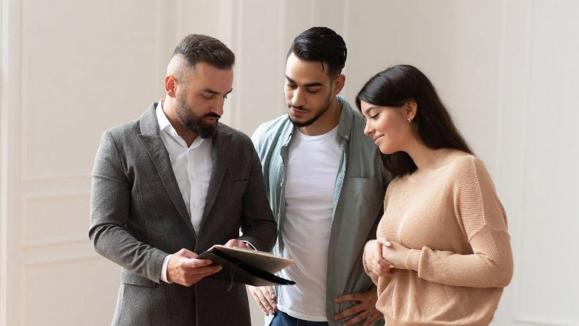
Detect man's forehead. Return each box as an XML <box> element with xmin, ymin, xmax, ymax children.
<box><xmin>285</xmin><ymin>56</ymin><xmax>330</xmax><ymax>85</ymax></box>
<box><xmin>287</xmin><ymin>52</ymin><xmax>329</xmax><ymax>70</ymax></box>
<box><xmin>182</xmin><ymin>66</ymin><xmax>233</xmax><ymax>94</ymax></box>
<box><xmin>185</xmin><ymin>62</ymin><xmax>232</xmax><ymax>77</ymax></box>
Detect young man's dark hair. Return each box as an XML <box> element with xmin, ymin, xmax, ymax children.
<box><xmin>288</xmin><ymin>26</ymin><xmax>347</xmax><ymax>78</ymax></box>
<box><xmin>173</xmin><ymin>34</ymin><xmax>235</xmax><ymax>69</ymax></box>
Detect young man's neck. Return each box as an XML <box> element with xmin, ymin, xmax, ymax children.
<box><xmin>298</xmin><ymin>98</ymin><xmax>342</xmax><ymax>136</ymax></box>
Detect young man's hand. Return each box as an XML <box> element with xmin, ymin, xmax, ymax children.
<box><xmin>248</xmin><ymin>285</ymin><xmax>277</xmax><ymax>315</ymax></box>
<box><xmin>334</xmin><ymin>287</ymin><xmax>382</xmax><ymax>325</ymax></box>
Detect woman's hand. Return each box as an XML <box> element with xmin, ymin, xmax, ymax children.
<box><xmin>378</xmin><ymin>239</ymin><xmax>413</xmax><ymax>270</ymax></box>
<box><xmin>363</xmin><ymin>240</ymin><xmax>393</xmax><ymax>277</ymax></box>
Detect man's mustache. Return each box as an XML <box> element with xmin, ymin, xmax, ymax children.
<box><xmin>204</xmin><ymin>113</ymin><xmax>221</xmax><ymax>119</ymax></box>
<box><xmin>288</xmin><ymin>105</ymin><xmax>308</xmax><ymax>111</ymax></box>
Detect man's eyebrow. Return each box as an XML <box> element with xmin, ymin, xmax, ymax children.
<box><xmin>285</xmin><ymin>76</ymin><xmax>323</xmax><ymax>88</ymax></box>
<box><xmin>202</xmin><ymin>88</ymin><xmax>234</xmax><ymax>96</ymax></box>
<box><xmin>202</xmin><ymin>88</ymin><xmax>219</xmax><ymax>95</ymax></box>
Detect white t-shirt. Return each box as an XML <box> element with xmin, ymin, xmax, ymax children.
<box><xmin>277</xmin><ymin>126</ymin><xmax>341</xmax><ymax>321</ymax></box>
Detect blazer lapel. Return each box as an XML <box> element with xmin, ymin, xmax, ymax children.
<box><xmin>137</xmin><ymin>104</ymin><xmax>196</xmax><ymax>237</ymax></box>
<box><xmin>199</xmin><ymin>126</ymin><xmax>231</xmax><ymax>232</ymax></box>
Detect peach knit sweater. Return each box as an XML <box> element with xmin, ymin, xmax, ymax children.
<box><xmin>366</xmin><ymin>155</ymin><xmax>513</xmax><ymax>326</ymax></box>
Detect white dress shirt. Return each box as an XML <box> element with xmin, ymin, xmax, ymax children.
<box><xmin>156</xmin><ymin>102</ymin><xmax>213</xmax><ymax>282</ymax></box>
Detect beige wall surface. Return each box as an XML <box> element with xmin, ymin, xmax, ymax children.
<box><xmin>2</xmin><ymin>1</ymin><xmax>578</xmax><ymax>325</ymax></box>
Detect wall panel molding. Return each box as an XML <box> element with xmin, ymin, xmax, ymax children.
<box><xmin>494</xmin><ymin>0</ymin><xmax>536</xmax><ymax>324</ymax></box>
<box><xmin>1</xmin><ymin>0</ymin><xmax>24</xmax><ymax>323</ymax></box>
<box><xmin>513</xmin><ymin>0</ymin><xmax>535</xmax><ymax>321</ymax></box>
<box><xmin>2</xmin><ymin>0</ymin><xmax>177</xmax><ymax>325</ymax></box>
<box><xmin>21</xmin><ymin>192</ymin><xmax>90</xmax><ymax>248</ymax></box>
<box><xmin>22</xmin><ymin>250</ymin><xmax>101</xmax><ymax>268</ymax></box>
<box><xmin>515</xmin><ymin>315</ymin><xmax>579</xmax><ymax>326</ymax></box>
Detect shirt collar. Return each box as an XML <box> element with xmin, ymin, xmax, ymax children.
<box><xmin>156</xmin><ymin>100</ymin><xmax>173</xmax><ymax>132</ymax></box>
<box><xmin>335</xmin><ymin>96</ymin><xmax>354</xmax><ymax>141</ymax></box>
<box><xmin>284</xmin><ymin>95</ymin><xmax>354</xmax><ymax>145</ymax></box>
<box><xmin>156</xmin><ymin>101</ymin><xmax>208</xmax><ymax>149</ymax></box>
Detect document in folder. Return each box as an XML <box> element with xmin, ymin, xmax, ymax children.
<box><xmin>198</xmin><ymin>245</ymin><xmax>295</xmax><ymax>286</ymax></box>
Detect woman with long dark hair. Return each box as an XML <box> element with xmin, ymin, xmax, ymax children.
<box><xmin>358</xmin><ymin>65</ymin><xmax>513</xmax><ymax>325</ymax></box>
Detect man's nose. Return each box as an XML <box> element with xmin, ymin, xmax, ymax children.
<box><xmin>289</xmin><ymin>88</ymin><xmax>305</xmax><ymax>108</ymax></box>
<box><xmin>211</xmin><ymin>98</ymin><xmax>225</xmax><ymax>116</ymax></box>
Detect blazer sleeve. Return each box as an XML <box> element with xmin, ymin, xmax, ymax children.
<box><xmin>89</xmin><ymin>130</ymin><xmax>167</xmax><ymax>283</ymax></box>
<box><xmin>237</xmin><ymin>139</ymin><xmax>277</xmax><ymax>252</ymax></box>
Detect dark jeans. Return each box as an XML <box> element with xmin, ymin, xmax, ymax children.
<box><xmin>270</xmin><ymin>310</ymin><xmax>329</xmax><ymax>326</ymax></box>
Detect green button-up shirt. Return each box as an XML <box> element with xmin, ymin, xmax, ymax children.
<box><xmin>252</xmin><ymin>97</ymin><xmax>390</xmax><ymax>325</ymax></box>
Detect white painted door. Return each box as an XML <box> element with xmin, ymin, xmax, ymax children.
<box><xmin>1</xmin><ymin>0</ymin><xmax>173</xmax><ymax>325</ymax></box>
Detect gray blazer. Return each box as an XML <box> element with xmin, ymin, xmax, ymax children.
<box><xmin>89</xmin><ymin>103</ymin><xmax>277</xmax><ymax>326</ymax></box>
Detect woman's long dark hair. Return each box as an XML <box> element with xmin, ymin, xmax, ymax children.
<box><xmin>356</xmin><ymin>65</ymin><xmax>472</xmax><ymax>177</ymax></box>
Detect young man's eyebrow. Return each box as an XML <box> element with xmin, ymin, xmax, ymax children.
<box><xmin>285</xmin><ymin>76</ymin><xmax>323</xmax><ymax>88</ymax></box>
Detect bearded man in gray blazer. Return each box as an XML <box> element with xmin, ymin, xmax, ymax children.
<box><xmin>89</xmin><ymin>34</ymin><xmax>277</xmax><ymax>326</ymax></box>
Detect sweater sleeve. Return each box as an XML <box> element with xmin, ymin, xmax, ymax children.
<box><xmin>362</xmin><ymin>247</ymin><xmax>380</xmax><ymax>285</ymax></box>
<box><xmin>404</xmin><ymin>157</ymin><xmax>513</xmax><ymax>288</ymax></box>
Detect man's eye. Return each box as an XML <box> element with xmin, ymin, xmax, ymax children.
<box><xmin>202</xmin><ymin>93</ymin><xmax>215</xmax><ymax>100</ymax></box>
<box><xmin>286</xmin><ymin>84</ymin><xmax>297</xmax><ymax>89</ymax></box>
<box><xmin>307</xmin><ymin>88</ymin><xmax>320</xmax><ymax>94</ymax></box>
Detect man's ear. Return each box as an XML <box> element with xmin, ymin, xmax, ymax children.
<box><xmin>333</xmin><ymin>74</ymin><xmax>346</xmax><ymax>95</ymax></box>
<box><xmin>164</xmin><ymin>75</ymin><xmax>177</xmax><ymax>98</ymax></box>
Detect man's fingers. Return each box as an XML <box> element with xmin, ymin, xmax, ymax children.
<box><xmin>259</xmin><ymin>297</ymin><xmax>276</xmax><ymax>314</ymax></box>
<box><xmin>264</xmin><ymin>286</ymin><xmax>276</xmax><ymax>298</ymax></box>
<box><xmin>190</xmin><ymin>264</ymin><xmax>222</xmax><ymax>275</ymax></box>
<box><xmin>252</xmin><ymin>288</ymin><xmax>276</xmax><ymax>314</ymax></box>
<box><xmin>250</xmin><ymin>289</ymin><xmax>269</xmax><ymax>314</ymax></box>
<box><xmin>343</xmin><ymin>311</ymin><xmax>369</xmax><ymax>326</ymax></box>
<box><xmin>177</xmin><ymin>248</ymin><xmax>198</xmax><ymax>259</ymax></box>
<box><xmin>259</xmin><ymin>288</ymin><xmax>276</xmax><ymax>313</ymax></box>
<box><xmin>225</xmin><ymin>239</ymin><xmax>250</xmax><ymax>249</ymax></box>
<box><xmin>183</xmin><ymin>265</ymin><xmax>222</xmax><ymax>286</ymax></box>
<box><xmin>182</xmin><ymin>258</ymin><xmax>214</xmax><ymax>269</ymax></box>
<box><xmin>335</xmin><ymin>303</ymin><xmax>365</xmax><ymax>320</ymax></box>
<box><xmin>335</xmin><ymin>293</ymin><xmax>362</xmax><ymax>303</ymax></box>
<box><xmin>256</xmin><ymin>300</ymin><xmax>269</xmax><ymax>314</ymax></box>
<box><xmin>224</xmin><ymin>239</ymin><xmax>239</xmax><ymax>248</ymax></box>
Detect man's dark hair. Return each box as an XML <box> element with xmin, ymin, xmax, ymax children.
<box><xmin>173</xmin><ymin>34</ymin><xmax>235</xmax><ymax>69</ymax></box>
<box><xmin>288</xmin><ymin>27</ymin><xmax>347</xmax><ymax>78</ymax></box>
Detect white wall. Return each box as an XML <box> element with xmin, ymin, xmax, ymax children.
<box><xmin>1</xmin><ymin>0</ymin><xmax>172</xmax><ymax>325</ymax></box>
<box><xmin>1</xmin><ymin>1</ymin><xmax>578</xmax><ymax>325</ymax></box>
